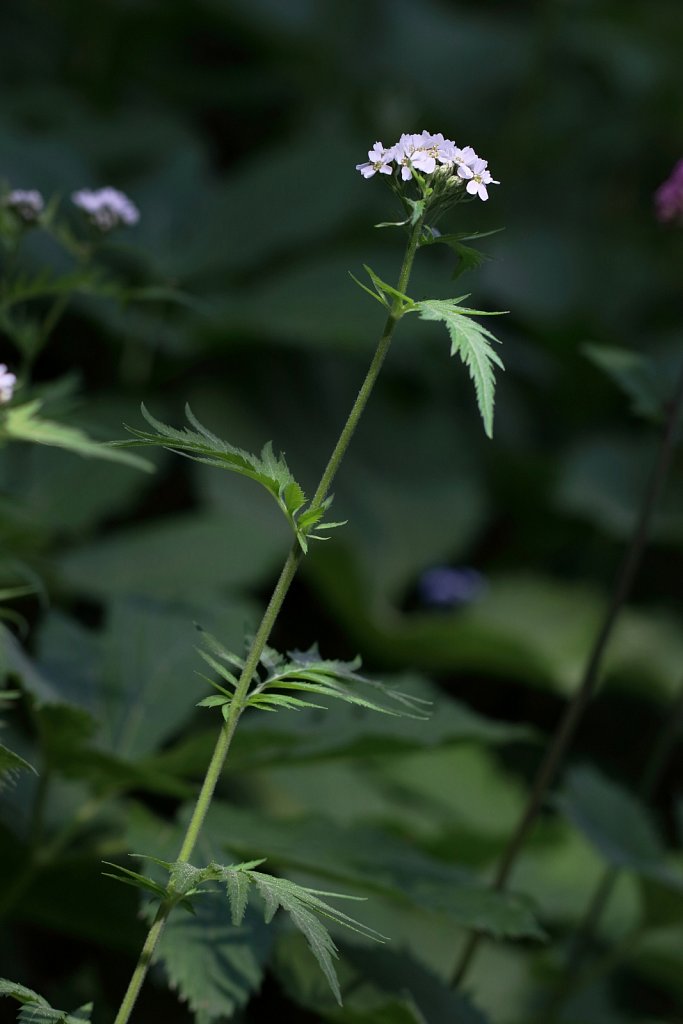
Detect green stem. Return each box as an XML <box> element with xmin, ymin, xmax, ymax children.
<box><xmin>112</xmin><ymin>216</ymin><xmax>425</xmax><ymax>1024</ymax></box>
<box><xmin>451</xmin><ymin>360</ymin><xmax>683</xmax><ymax>989</ymax></box>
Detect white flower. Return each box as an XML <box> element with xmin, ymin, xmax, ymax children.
<box><xmin>355</xmin><ymin>142</ymin><xmax>394</xmax><ymax>178</ymax></box>
<box><xmin>0</xmin><ymin>364</ymin><xmax>17</xmax><ymax>404</ymax></box>
<box><xmin>355</xmin><ymin>131</ymin><xmax>500</xmax><ymax>201</ymax></box>
<box><xmin>71</xmin><ymin>187</ymin><xmax>140</xmax><ymax>231</ymax></box>
<box><xmin>394</xmin><ymin>132</ymin><xmax>438</xmax><ymax>180</ymax></box>
<box><xmin>465</xmin><ymin>158</ymin><xmax>500</xmax><ymax>201</ymax></box>
<box><xmin>4</xmin><ymin>189</ymin><xmax>44</xmax><ymax>222</ymax></box>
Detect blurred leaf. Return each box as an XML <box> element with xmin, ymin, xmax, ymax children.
<box><xmin>556</xmin><ymin>765</ymin><xmax>681</xmax><ymax>887</ymax></box>
<box><xmin>35</xmin><ymin>602</ymin><xmax>215</xmax><ymax>760</ymax></box>
<box><xmin>150</xmin><ymin>895</ymin><xmax>271</xmax><ymax>1024</ymax></box>
<box><xmin>555</xmin><ymin>434</ymin><xmax>683</xmax><ymax>542</ymax></box>
<box><xmin>1</xmin><ymin>400</ymin><xmax>152</xmax><ymax>471</ymax></box>
<box><xmin>0</xmin><ymin>742</ymin><xmax>35</xmax><ymax>786</ymax></box>
<box><xmin>583</xmin><ymin>344</ymin><xmax>665</xmax><ymax>420</ymax></box>
<box><xmin>56</xmin><ymin>509</ymin><xmax>285</xmax><ymax>602</ymax></box>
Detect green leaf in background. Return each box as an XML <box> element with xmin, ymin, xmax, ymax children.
<box><xmin>56</xmin><ymin>510</ymin><xmax>282</xmax><ymax>601</ymax></box>
<box><xmin>555</xmin><ymin>434</ymin><xmax>683</xmax><ymax>542</ymax></box>
<box><xmin>274</xmin><ymin>934</ymin><xmax>492</xmax><ymax>1023</ymax></box>
<box><xmin>583</xmin><ymin>344</ymin><xmax>665</xmax><ymax>420</ymax></box>
<box><xmin>1</xmin><ymin>400</ymin><xmax>152</xmax><ymax>471</ymax></box>
<box><xmin>34</xmin><ymin>602</ymin><xmax>214</xmax><ymax>761</ymax></box>
<box><xmin>556</xmin><ymin>765</ymin><xmax>681</xmax><ymax>887</ymax></box>
<box><xmin>147</xmin><ymin>895</ymin><xmax>271</xmax><ymax>1024</ymax></box>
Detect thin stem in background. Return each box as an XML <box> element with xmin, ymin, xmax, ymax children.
<box><xmin>112</xmin><ymin>216</ymin><xmax>425</xmax><ymax>1024</ymax></box>
<box><xmin>544</xmin><ymin>676</ymin><xmax>683</xmax><ymax>1020</ymax></box>
<box><xmin>451</xmin><ymin>360</ymin><xmax>683</xmax><ymax>989</ymax></box>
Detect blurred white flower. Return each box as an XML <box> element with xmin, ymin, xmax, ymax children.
<box><xmin>0</xmin><ymin>364</ymin><xmax>17</xmax><ymax>404</ymax></box>
<box><xmin>4</xmin><ymin>188</ymin><xmax>44</xmax><ymax>222</ymax></box>
<box><xmin>72</xmin><ymin>186</ymin><xmax>140</xmax><ymax>231</ymax></box>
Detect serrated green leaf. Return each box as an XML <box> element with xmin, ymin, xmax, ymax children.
<box><xmin>248</xmin><ymin>871</ymin><xmax>385</xmax><ymax>1005</ymax></box>
<box><xmin>151</xmin><ymin>893</ymin><xmax>272</xmax><ymax>1024</ymax></box>
<box><xmin>226</xmin><ymin>869</ymin><xmax>251</xmax><ymax>926</ymax></box>
<box><xmin>0</xmin><ymin>980</ymin><xmax>49</xmax><ymax>1008</ymax></box>
<box><xmin>200</xmin><ymin>803</ymin><xmax>543</xmax><ymax>940</ymax></box>
<box><xmin>249</xmin><ymin>645</ymin><xmax>431</xmax><ymax>720</ymax></box>
<box><xmin>1</xmin><ymin>400</ymin><xmax>153</xmax><ymax>470</ymax></box>
<box><xmin>414</xmin><ymin>299</ymin><xmax>506</xmax><ymax>437</ymax></box>
<box><xmin>114</xmin><ymin>404</ymin><xmax>331</xmax><ymax>549</ymax></box>
<box><xmin>101</xmin><ymin>862</ymin><xmax>169</xmax><ymax>900</ymax></box>
<box><xmin>0</xmin><ymin>979</ymin><xmax>92</xmax><ymax>1024</ymax></box>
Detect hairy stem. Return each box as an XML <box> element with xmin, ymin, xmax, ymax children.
<box><xmin>112</xmin><ymin>217</ymin><xmax>425</xmax><ymax>1024</ymax></box>
<box><xmin>451</xmin><ymin>360</ymin><xmax>683</xmax><ymax>988</ymax></box>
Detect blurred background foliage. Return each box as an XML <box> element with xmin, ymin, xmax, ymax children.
<box><xmin>1</xmin><ymin>0</ymin><xmax>682</xmax><ymax>1022</ymax></box>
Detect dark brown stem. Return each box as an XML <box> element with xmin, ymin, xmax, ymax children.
<box><xmin>451</xmin><ymin>360</ymin><xmax>683</xmax><ymax>988</ymax></box>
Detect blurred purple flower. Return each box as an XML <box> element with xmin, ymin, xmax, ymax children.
<box><xmin>654</xmin><ymin>159</ymin><xmax>683</xmax><ymax>224</ymax></box>
<box><xmin>418</xmin><ymin>566</ymin><xmax>488</xmax><ymax>609</ymax></box>
<box><xmin>4</xmin><ymin>188</ymin><xmax>44</xmax><ymax>223</ymax></box>
<box><xmin>71</xmin><ymin>186</ymin><xmax>139</xmax><ymax>232</ymax></box>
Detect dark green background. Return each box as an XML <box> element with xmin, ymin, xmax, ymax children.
<box><xmin>1</xmin><ymin>1</ymin><xmax>682</xmax><ymax>1022</ymax></box>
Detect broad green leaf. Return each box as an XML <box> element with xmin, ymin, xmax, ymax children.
<box><xmin>555</xmin><ymin>434</ymin><xmax>683</xmax><ymax>542</ymax></box>
<box><xmin>56</xmin><ymin>510</ymin><xmax>282</xmax><ymax>601</ymax></box>
<box><xmin>149</xmin><ymin>894</ymin><xmax>272</xmax><ymax>1024</ymax></box>
<box><xmin>34</xmin><ymin>602</ymin><xmax>224</xmax><ymax>761</ymax></box>
<box><xmin>414</xmin><ymin>298</ymin><xmax>506</xmax><ymax>438</ymax></box>
<box><xmin>556</xmin><ymin>765</ymin><xmax>681</xmax><ymax>887</ymax></box>
<box><xmin>1</xmin><ymin>400</ymin><xmax>152</xmax><ymax>470</ymax></box>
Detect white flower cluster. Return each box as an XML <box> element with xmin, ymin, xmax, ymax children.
<box><xmin>4</xmin><ymin>189</ymin><xmax>45</xmax><ymax>222</ymax></box>
<box><xmin>0</xmin><ymin>364</ymin><xmax>17</xmax><ymax>404</ymax></box>
<box><xmin>71</xmin><ymin>187</ymin><xmax>140</xmax><ymax>232</ymax></box>
<box><xmin>356</xmin><ymin>131</ymin><xmax>500</xmax><ymax>201</ymax></box>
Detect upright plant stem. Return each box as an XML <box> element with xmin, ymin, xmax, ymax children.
<box><xmin>112</xmin><ymin>216</ymin><xmax>425</xmax><ymax>1024</ymax></box>
<box><xmin>451</xmin><ymin>361</ymin><xmax>683</xmax><ymax>989</ymax></box>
